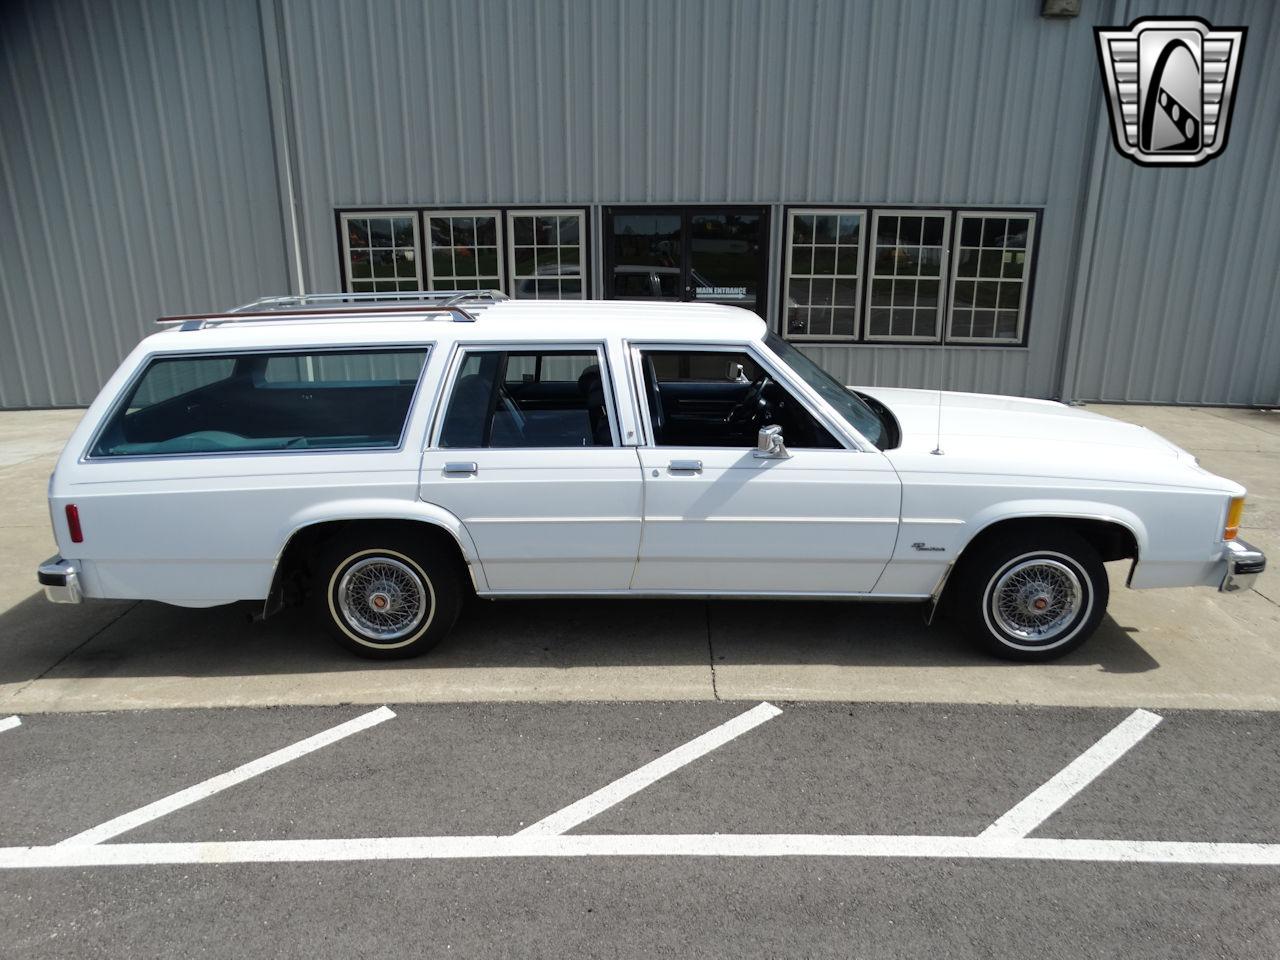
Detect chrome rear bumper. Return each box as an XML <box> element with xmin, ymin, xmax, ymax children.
<box><xmin>37</xmin><ymin>555</ymin><xmax>82</xmax><ymax>604</ymax></box>
<box><xmin>1219</xmin><ymin>538</ymin><xmax>1266</xmax><ymax>593</ymax></box>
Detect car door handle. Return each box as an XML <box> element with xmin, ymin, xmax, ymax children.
<box><xmin>668</xmin><ymin>459</ymin><xmax>703</xmax><ymax>473</ymax></box>
<box><xmin>443</xmin><ymin>461</ymin><xmax>478</xmax><ymax>476</ymax></box>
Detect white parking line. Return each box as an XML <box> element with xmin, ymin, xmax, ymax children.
<box><xmin>980</xmin><ymin>708</ymin><xmax>1163</xmax><ymax>839</ymax></box>
<box><xmin>2</xmin><ymin>834</ymin><xmax>1279</xmax><ymax>869</ymax></box>
<box><xmin>57</xmin><ymin>706</ymin><xmax>396</xmax><ymax>847</ymax></box>
<box><xmin>516</xmin><ymin>702</ymin><xmax>783</xmax><ymax>837</ymax></box>
<box><xmin>0</xmin><ymin>716</ymin><xmax>20</xmax><ymax>734</ymax></box>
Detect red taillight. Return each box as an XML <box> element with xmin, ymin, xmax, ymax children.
<box><xmin>65</xmin><ymin>504</ymin><xmax>83</xmax><ymax>543</ymax></box>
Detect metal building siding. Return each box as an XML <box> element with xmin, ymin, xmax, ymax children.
<box><xmin>3</xmin><ymin>0</ymin><xmax>1277</xmax><ymax>410</ymax></box>
<box><xmin>1069</xmin><ymin>0</ymin><xmax>1280</xmax><ymax>406</ymax></box>
<box><xmin>278</xmin><ymin>0</ymin><xmax>1101</xmax><ymax>400</ymax></box>
<box><xmin>0</xmin><ymin>0</ymin><xmax>289</xmax><ymax>408</ymax></box>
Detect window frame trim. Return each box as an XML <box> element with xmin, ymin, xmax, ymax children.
<box><xmin>337</xmin><ymin>211</ymin><xmax>423</xmax><ymax>292</ymax></box>
<box><xmin>429</xmin><ymin>340</ymin><xmax>622</xmax><ymax>451</ymax></box>
<box><xmin>776</xmin><ymin>203</ymin><xmax>1043</xmax><ymax>349</ymax></box>
<box><xmin>945</xmin><ymin>210</ymin><xmax>1039</xmax><ymax>345</ymax></box>
<box><xmin>421</xmin><ymin>207</ymin><xmax>506</xmax><ymax>293</ymax></box>
<box><xmin>781</xmin><ymin>206</ymin><xmax>867</xmax><ymax>342</ymax></box>
<box><xmin>504</xmin><ymin>209</ymin><xmax>589</xmax><ymax>300</ymax></box>
<box><xmin>80</xmin><ymin>344</ymin><xmax>435</xmax><ymax>463</ymax></box>
<box><xmin>862</xmin><ymin>208</ymin><xmax>953</xmax><ymax>345</ymax></box>
<box><xmin>335</xmin><ymin>205</ymin><xmax>593</xmax><ymax>298</ymax></box>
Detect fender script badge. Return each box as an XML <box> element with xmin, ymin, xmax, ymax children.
<box><xmin>911</xmin><ymin>542</ymin><xmax>946</xmax><ymax>552</ymax></box>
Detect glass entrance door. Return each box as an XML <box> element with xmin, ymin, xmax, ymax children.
<box><xmin>604</xmin><ymin>206</ymin><xmax>769</xmax><ymax>314</ymax></box>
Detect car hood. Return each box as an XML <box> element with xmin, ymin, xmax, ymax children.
<box><xmin>854</xmin><ymin>386</ymin><xmax>1216</xmax><ymax>481</ymax></box>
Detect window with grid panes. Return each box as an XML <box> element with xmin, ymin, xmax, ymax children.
<box><xmin>865</xmin><ymin>211</ymin><xmax>949</xmax><ymax>341</ymax></box>
<box><xmin>340</xmin><ymin>213</ymin><xmax>422</xmax><ymax>293</ymax></box>
<box><xmin>425</xmin><ymin>211</ymin><xmax>503</xmax><ymax>291</ymax></box>
<box><xmin>784</xmin><ymin>210</ymin><xmax>862</xmax><ymax>339</ymax></box>
<box><xmin>948</xmin><ymin>213</ymin><xmax>1034</xmax><ymax>342</ymax></box>
<box><xmin>508</xmin><ymin>211</ymin><xmax>586</xmax><ymax>299</ymax></box>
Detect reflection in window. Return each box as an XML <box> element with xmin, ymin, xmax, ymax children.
<box><xmin>610</xmin><ymin>212</ymin><xmax>682</xmax><ymax>299</ymax></box>
<box><xmin>341</xmin><ymin>213</ymin><xmax>421</xmax><ymax>293</ymax></box>
<box><xmin>785</xmin><ymin>209</ymin><xmax>862</xmax><ymax>339</ymax></box>
<box><xmin>508</xmin><ymin>211</ymin><xmax>585</xmax><ymax>299</ymax></box>
<box><xmin>129</xmin><ymin>359</ymin><xmax>236</xmax><ymax>409</ymax></box>
<box><xmin>425</xmin><ymin>211</ymin><xmax>502</xmax><ymax>291</ymax></box>
<box><xmin>948</xmin><ymin>214</ymin><xmax>1034</xmax><ymax>342</ymax></box>
<box><xmin>866</xmin><ymin>212</ymin><xmax>949</xmax><ymax>341</ymax></box>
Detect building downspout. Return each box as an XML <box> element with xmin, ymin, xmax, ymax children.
<box><xmin>257</xmin><ymin>0</ymin><xmax>307</xmax><ymax>296</ymax></box>
<box><xmin>1055</xmin><ymin>0</ymin><xmax>1125</xmax><ymax>403</ymax></box>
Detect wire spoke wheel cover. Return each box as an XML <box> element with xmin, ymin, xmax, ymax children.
<box><xmin>986</xmin><ymin>555</ymin><xmax>1086</xmax><ymax>646</ymax></box>
<box><xmin>334</xmin><ymin>553</ymin><xmax>433</xmax><ymax>645</ymax></box>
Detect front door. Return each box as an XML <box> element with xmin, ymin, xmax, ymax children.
<box><xmin>629</xmin><ymin>344</ymin><xmax>901</xmax><ymax>594</ymax></box>
<box><xmin>604</xmin><ymin>206</ymin><xmax>769</xmax><ymax>315</ymax></box>
<box><xmin>418</xmin><ymin>344</ymin><xmax>644</xmax><ymax>592</ymax></box>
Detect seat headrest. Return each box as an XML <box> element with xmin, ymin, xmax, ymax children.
<box><xmin>577</xmin><ymin>364</ymin><xmax>601</xmax><ymax>393</ymax></box>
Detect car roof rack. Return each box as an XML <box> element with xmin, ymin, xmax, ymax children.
<box><xmin>155</xmin><ymin>289</ymin><xmax>509</xmax><ymax>329</ymax></box>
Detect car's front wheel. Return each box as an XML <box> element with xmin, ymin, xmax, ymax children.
<box><xmin>952</xmin><ymin>526</ymin><xmax>1108</xmax><ymax>662</ymax></box>
<box><xmin>313</xmin><ymin>533</ymin><xmax>462</xmax><ymax>659</ymax></box>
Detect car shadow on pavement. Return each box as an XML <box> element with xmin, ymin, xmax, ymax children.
<box><xmin>0</xmin><ymin>588</ymin><xmax>1158</xmax><ymax>686</ymax></box>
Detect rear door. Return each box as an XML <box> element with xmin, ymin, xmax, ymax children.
<box><xmin>418</xmin><ymin>343</ymin><xmax>644</xmax><ymax>592</ymax></box>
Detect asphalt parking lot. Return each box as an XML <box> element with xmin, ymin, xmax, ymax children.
<box><xmin>1</xmin><ymin>700</ymin><xmax>1278</xmax><ymax>958</ymax></box>
<box><xmin>0</xmin><ymin>405</ymin><xmax>1277</xmax><ymax>958</ymax></box>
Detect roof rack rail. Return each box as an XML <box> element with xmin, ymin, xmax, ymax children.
<box><xmin>155</xmin><ymin>289</ymin><xmax>508</xmax><ymax>329</ymax></box>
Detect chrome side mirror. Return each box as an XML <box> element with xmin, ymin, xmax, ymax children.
<box><xmin>754</xmin><ymin>424</ymin><xmax>790</xmax><ymax>459</ymax></box>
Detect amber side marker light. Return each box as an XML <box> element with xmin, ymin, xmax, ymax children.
<box><xmin>1224</xmin><ymin>497</ymin><xmax>1245</xmax><ymax>541</ymax></box>
<box><xmin>65</xmin><ymin>504</ymin><xmax>83</xmax><ymax>543</ymax></box>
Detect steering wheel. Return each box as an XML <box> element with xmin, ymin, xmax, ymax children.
<box><xmin>727</xmin><ymin>375</ymin><xmax>772</xmax><ymax>429</ymax></box>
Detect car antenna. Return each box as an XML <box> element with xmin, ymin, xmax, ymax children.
<box><xmin>931</xmin><ymin>256</ymin><xmax>951</xmax><ymax>456</ymax></box>
<box><xmin>931</xmin><ymin>383</ymin><xmax>944</xmax><ymax>456</ymax></box>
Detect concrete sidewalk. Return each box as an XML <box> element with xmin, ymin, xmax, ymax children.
<box><xmin>0</xmin><ymin>404</ymin><xmax>1276</xmax><ymax>713</ymax></box>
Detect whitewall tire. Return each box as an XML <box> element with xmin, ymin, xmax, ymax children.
<box><xmin>953</xmin><ymin>527</ymin><xmax>1108</xmax><ymax>662</ymax></box>
<box><xmin>313</xmin><ymin>534</ymin><xmax>461</xmax><ymax>659</ymax></box>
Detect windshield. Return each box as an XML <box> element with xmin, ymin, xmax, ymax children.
<box><xmin>765</xmin><ymin>333</ymin><xmax>886</xmax><ymax>449</ymax></box>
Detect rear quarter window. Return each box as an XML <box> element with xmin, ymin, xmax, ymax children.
<box><xmin>89</xmin><ymin>348</ymin><xmax>429</xmax><ymax>458</ymax></box>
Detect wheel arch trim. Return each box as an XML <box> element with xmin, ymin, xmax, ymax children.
<box><xmin>963</xmin><ymin>501</ymin><xmax>1148</xmax><ymax>556</ymax></box>
<box><xmin>262</xmin><ymin>499</ymin><xmax>488</xmax><ymax>617</ymax></box>
<box><xmin>928</xmin><ymin>502</ymin><xmax>1145</xmax><ymax>619</ymax></box>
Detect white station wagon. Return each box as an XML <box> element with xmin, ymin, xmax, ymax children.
<box><xmin>39</xmin><ymin>291</ymin><xmax>1265</xmax><ymax>662</ymax></box>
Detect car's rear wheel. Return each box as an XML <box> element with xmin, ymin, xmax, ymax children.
<box><xmin>952</xmin><ymin>526</ymin><xmax>1108</xmax><ymax>662</ymax></box>
<box><xmin>313</xmin><ymin>533</ymin><xmax>461</xmax><ymax>659</ymax></box>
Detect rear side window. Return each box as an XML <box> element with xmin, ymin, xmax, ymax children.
<box><xmin>90</xmin><ymin>349</ymin><xmax>428</xmax><ymax>458</ymax></box>
<box><xmin>439</xmin><ymin>349</ymin><xmax>614</xmax><ymax>448</ymax></box>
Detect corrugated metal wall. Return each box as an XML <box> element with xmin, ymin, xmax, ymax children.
<box><xmin>0</xmin><ymin>0</ymin><xmax>1276</xmax><ymax>408</ymax></box>
<box><xmin>278</xmin><ymin>0</ymin><xmax>1102</xmax><ymax>400</ymax></box>
<box><xmin>0</xmin><ymin>0</ymin><xmax>290</xmax><ymax>408</ymax></box>
<box><xmin>1066</xmin><ymin>0</ymin><xmax>1280</xmax><ymax>405</ymax></box>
